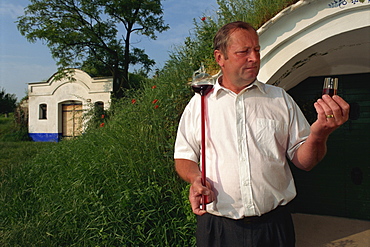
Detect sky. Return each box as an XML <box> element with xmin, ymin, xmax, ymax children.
<box><xmin>0</xmin><ymin>0</ymin><xmax>218</xmax><ymax>101</ymax></box>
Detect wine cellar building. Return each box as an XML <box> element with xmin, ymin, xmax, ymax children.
<box><xmin>257</xmin><ymin>0</ymin><xmax>369</xmax><ymax>220</ymax></box>
<box><xmin>28</xmin><ymin>69</ymin><xmax>112</xmax><ymax>142</ymax></box>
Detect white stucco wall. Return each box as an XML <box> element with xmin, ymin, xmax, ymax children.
<box><xmin>257</xmin><ymin>0</ymin><xmax>370</xmax><ymax>90</ymax></box>
<box><xmin>28</xmin><ymin>69</ymin><xmax>112</xmax><ymax>141</ymax></box>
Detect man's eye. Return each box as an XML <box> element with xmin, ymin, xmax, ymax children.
<box><xmin>236</xmin><ymin>50</ymin><xmax>248</xmax><ymax>55</ymax></box>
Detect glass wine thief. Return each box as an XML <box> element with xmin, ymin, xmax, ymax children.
<box><xmin>322</xmin><ymin>77</ymin><xmax>338</xmax><ymax>96</ymax></box>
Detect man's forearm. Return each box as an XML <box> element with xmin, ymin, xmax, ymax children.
<box><xmin>292</xmin><ymin>134</ymin><xmax>328</xmax><ymax>171</ymax></box>
<box><xmin>175</xmin><ymin>159</ymin><xmax>201</xmax><ymax>184</ymax></box>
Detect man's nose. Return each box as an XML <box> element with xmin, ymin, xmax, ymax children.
<box><xmin>249</xmin><ymin>51</ymin><xmax>260</xmax><ymax>62</ymax></box>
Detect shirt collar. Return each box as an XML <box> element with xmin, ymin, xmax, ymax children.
<box><xmin>212</xmin><ymin>75</ymin><xmax>267</xmax><ymax>97</ymax></box>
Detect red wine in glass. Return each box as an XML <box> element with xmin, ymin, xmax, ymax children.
<box><xmin>322</xmin><ymin>88</ymin><xmax>337</xmax><ymax>96</ymax></box>
<box><xmin>322</xmin><ymin>77</ymin><xmax>338</xmax><ymax>96</ymax></box>
<box><xmin>192</xmin><ymin>84</ymin><xmax>213</xmax><ymax>96</ymax></box>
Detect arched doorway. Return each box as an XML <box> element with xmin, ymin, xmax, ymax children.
<box><xmin>288</xmin><ymin>73</ymin><xmax>370</xmax><ymax>220</ymax></box>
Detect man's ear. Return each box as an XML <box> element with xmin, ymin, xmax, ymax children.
<box><xmin>214</xmin><ymin>50</ymin><xmax>224</xmax><ymax>67</ymax></box>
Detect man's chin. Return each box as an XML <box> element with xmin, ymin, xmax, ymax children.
<box><xmin>244</xmin><ymin>68</ymin><xmax>259</xmax><ymax>76</ymax></box>
<box><xmin>242</xmin><ymin>72</ymin><xmax>258</xmax><ymax>82</ymax></box>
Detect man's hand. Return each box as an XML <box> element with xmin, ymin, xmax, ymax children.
<box><xmin>293</xmin><ymin>94</ymin><xmax>350</xmax><ymax>171</ymax></box>
<box><xmin>189</xmin><ymin>176</ymin><xmax>214</xmax><ymax>216</ymax></box>
<box><xmin>311</xmin><ymin>94</ymin><xmax>350</xmax><ymax>139</ymax></box>
<box><xmin>175</xmin><ymin>159</ymin><xmax>215</xmax><ymax>215</ymax></box>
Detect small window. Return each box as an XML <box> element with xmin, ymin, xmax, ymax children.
<box><xmin>94</xmin><ymin>101</ymin><xmax>105</xmax><ymax>117</ymax></box>
<box><xmin>39</xmin><ymin>104</ymin><xmax>47</xmax><ymax>119</ymax></box>
<box><xmin>95</xmin><ymin>101</ymin><xmax>104</xmax><ymax>110</ymax></box>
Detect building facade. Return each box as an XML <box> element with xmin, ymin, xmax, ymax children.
<box><xmin>257</xmin><ymin>0</ymin><xmax>370</xmax><ymax>220</ymax></box>
<box><xmin>28</xmin><ymin>69</ymin><xmax>112</xmax><ymax>142</ymax></box>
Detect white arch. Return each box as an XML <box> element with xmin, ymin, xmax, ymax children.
<box><xmin>258</xmin><ymin>0</ymin><xmax>370</xmax><ymax>90</ymax></box>
<box><xmin>49</xmin><ymin>69</ymin><xmax>92</xmax><ymax>95</ymax></box>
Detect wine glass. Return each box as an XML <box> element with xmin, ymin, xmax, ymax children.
<box><xmin>191</xmin><ymin>64</ymin><xmax>214</xmax><ymax>96</ymax></box>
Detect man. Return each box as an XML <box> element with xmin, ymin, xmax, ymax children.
<box><xmin>174</xmin><ymin>21</ymin><xmax>349</xmax><ymax>246</ymax></box>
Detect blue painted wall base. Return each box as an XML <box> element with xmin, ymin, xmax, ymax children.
<box><xmin>29</xmin><ymin>133</ymin><xmax>62</xmax><ymax>142</ymax></box>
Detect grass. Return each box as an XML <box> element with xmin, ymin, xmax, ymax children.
<box><xmin>0</xmin><ymin>113</ymin><xmax>31</xmax><ymax>142</ymax></box>
<box><xmin>0</xmin><ymin>142</ymin><xmax>54</xmax><ymax>168</ymax></box>
<box><xmin>0</xmin><ymin>78</ymin><xmax>196</xmax><ymax>246</ymax></box>
<box><xmin>0</xmin><ymin>114</ymin><xmax>51</xmax><ymax>171</ymax></box>
<box><xmin>0</xmin><ymin>114</ymin><xmax>14</xmax><ymax>137</ymax></box>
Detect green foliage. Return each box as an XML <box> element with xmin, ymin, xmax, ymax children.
<box><xmin>0</xmin><ymin>113</ymin><xmax>31</xmax><ymax>142</ymax></box>
<box><xmin>0</xmin><ymin>91</ymin><xmax>30</xmax><ymax>142</ymax></box>
<box><xmin>216</xmin><ymin>0</ymin><xmax>298</xmax><ymax>28</ymax></box>
<box><xmin>17</xmin><ymin>0</ymin><xmax>169</xmax><ymax>97</ymax></box>
<box><xmin>0</xmin><ymin>88</ymin><xmax>17</xmax><ymax>115</ymax></box>
<box><xmin>0</xmin><ymin>114</ymin><xmax>14</xmax><ymax>138</ymax></box>
<box><xmin>82</xmin><ymin>102</ymin><xmax>108</xmax><ymax>131</ymax></box>
<box><xmin>166</xmin><ymin>0</ymin><xmax>299</xmax><ymax>76</ymax></box>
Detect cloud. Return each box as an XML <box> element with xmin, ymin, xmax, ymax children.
<box><xmin>0</xmin><ymin>2</ymin><xmax>25</xmax><ymax>20</ymax></box>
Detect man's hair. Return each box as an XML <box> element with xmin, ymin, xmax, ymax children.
<box><xmin>213</xmin><ymin>21</ymin><xmax>257</xmax><ymax>59</ymax></box>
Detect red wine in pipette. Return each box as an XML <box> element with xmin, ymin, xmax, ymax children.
<box><xmin>191</xmin><ymin>83</ymin><xmax>213</xmax><ymax>210</ymax></box>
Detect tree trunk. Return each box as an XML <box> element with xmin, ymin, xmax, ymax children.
<box><xmin>112</xmin><ymin>65</ymin><xmax>124</xmax><ymax>99</ymax></box>
<box><xmin>122</xmin><ymin>28</ymin><xmax>131</xmax><ymax>92</ymax></box>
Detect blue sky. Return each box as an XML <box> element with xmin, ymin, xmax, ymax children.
<box><xmin>0</xmin><ymin>0</ymin><xmax>218</xmax><ymax>101</ymax></box>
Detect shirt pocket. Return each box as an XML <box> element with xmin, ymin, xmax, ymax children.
<box><xmin>256</xmin><ymin>118</ymin><xmax>288</xmax><ymax>160</ymax></box>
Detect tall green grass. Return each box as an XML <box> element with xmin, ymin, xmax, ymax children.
<box><xmin>0</xmin><ymin>72</ymin><xmax>196</xmax><ymax>246</ymax></box>
<box><xmin>0</xmin><ymin>114</ymin><xmax>30</xmax><ymax>142</ymax></box>
<box><xmin>0</xmin><ymin>1</ymin><xmax>299</xmax><ymax>245</ymax></box>
<box><xmin>0</xmin><ymin>142</ymin><xmax>53</xmax><ymax>169</ymax></box>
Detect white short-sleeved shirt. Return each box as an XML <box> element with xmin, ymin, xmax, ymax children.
<box><xmin>174</xmin><ymin>78</ymin><xmax>310</xmax><ymax>219</ymax></box>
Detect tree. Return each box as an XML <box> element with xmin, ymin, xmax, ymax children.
<box><xmin>0</xmin><ymin>88</ymin><xmax>17</xmax><ymax>116</ymax></box>
<box><xmin>17</xmin><ymin>0</ymin><xmax>169</xmax><ymax>98</ymax></box>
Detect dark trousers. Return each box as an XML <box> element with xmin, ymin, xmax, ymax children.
<box><xmin>196</xmin><ymin>206</ymin><xmax>295</xmax><ymax>247</ymax></box>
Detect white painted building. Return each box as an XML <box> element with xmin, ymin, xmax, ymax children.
<box><xmin>28</xmin><ymin>69</ymin><xmax>112</xmax><ymax>142</ymax></box>
<box><xmin>255</xmin><ymin>0</ymin><xmax>370</xmax><ymax>221</ymax></box>
<box><xmin>257</xmin><ymin>0</ymin><xmax>370</xmax><ymax>90</ymax></box>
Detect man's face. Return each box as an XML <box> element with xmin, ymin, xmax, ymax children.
<box><xmin>215</xmin><ymin>29</ymin><xmax>260</xmax><ymax>90</ymax></box>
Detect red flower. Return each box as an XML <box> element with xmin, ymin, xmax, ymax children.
<box><xmin>201</xmin><ymin>17</ymin><xmax>206</xmax><ymax>21</ymax></box>
<box><xmin>131</xmin><ymin>99</ymin><xmax>137</xmax><ymax>104</ymax></box>
<box><xmin>154</xmin><ymin>105</ymin><xmax>159</xmax><ymax>109</ymax></box>
<box><xmin>100</xmin><ymin>123</ymin><xmax>105</xmax><ymax>127</ymax></box>
<box><xmin>152</xmin><ymin>99</ymin><xmax>158</xmax><ymax>104</ymax></box>
<box><xmin>152</xmin><ymin>85</ymin><xmax>157</xmax><ymax>89</ymax></box>
<box><xmin>101</xmin><ymin>114</ymin><xmax>105</xmax><ymax>119</ymax></box>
